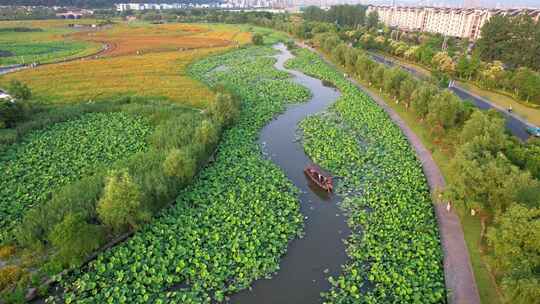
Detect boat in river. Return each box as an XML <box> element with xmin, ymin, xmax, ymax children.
<box><xmin>304</xmin><ymin>165</ymin><xmax>333</xmax><ymax>192</ymax></box>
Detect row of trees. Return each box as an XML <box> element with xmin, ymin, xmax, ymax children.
<box><xmin>358</xmin><ymin>32</ymin><xmax>540</xmax><ymax>104</ymax></box>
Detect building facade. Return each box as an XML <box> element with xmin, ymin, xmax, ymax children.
<box><xmin>367</xmin><ymin>5</ymin><xmax>540</xmax><ymax>40</ymax></box>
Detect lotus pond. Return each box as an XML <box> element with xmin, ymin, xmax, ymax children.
<box><xmin>58</xmin><ymin>45</ymin><xmax>311</xmax><ymax>303</ymax></box>
<box><xmin>0</xmin><ymin>112</ymin><xmax>151</xmax><ymax>242</ymax></box>
<box><xmin>289</xmin><ymin>48</ymin><xmax>445</xmax><ymax>303</ymax></box>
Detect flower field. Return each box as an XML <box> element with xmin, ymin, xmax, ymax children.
<box><xmin>289</xmin><ymin>49</ymin><xmax>446</xmax><ymax>303</ymax></box>
<box><xmin>0</xmin><ymin>112</ymin><xmax>151</xmax><ymax>242</ymax></box>
<box><xmin>58</xmin><ymin>45</ymin><xmax>310</xmax><ymax>303</ymax></box>
<box><xmin>1</xmin><ymin>23</ymin><xmax>251</xmax><ymax>107</ymax></box>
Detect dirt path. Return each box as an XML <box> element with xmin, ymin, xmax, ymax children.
<box><xmin>298</xmin><ymin>42</ymin><xmax>481</xmax><ymax>304</ymax></box>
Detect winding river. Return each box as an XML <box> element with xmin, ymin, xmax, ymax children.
<box><xmin>229</xmin><ymin>44</ymin><xmax>350</xmax><ymax>303</ymax></box>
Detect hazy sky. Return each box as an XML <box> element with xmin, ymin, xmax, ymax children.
<box><xmin>363</xmin><ymin>0</ymin><xmax>540</xmax><ymax>8</ymax></box>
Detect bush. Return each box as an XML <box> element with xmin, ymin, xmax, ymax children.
<box><xmin>0</xmin><ymin>99</ymin><xmax>25</xmax><ymax>129</ymax></box>
<box><xmin>15</xmin><ymin>173</ymin><xmax>104</xmax><ymax>249</ymax></box>
<box><xmin>7</xmin><ymin>80</ymin><xmax>31</xmax><ymax>101</ymax></box>
<box><xmin>163</xmin><ymin>147</ymin><xmax>197</xmax><ymax>182</ymax></box>
<box><xmin>208</xmin><ymin>93</ymin><xmax>240</xmax><ymax>128</ymax></box>
<box><xmin>97</xmin><ymin>169</ymin><xmax>150</xmax><ymax>232</ymax></box>
<box><xmin>0</xmin><ymin>265</ymin><xmax>24</xmax><ymax>291</ymax></box>
<box><xmin>48</xmin><ymin>213</ymin><xmax>105</xmax><ymax>267</ymax></box>
<box><xmin>252</xmin><ymin>33</ymin><xmax>264</xmax><ymax>45</ymax></box>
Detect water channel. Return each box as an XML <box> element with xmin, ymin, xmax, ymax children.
<box><xmin>229</xmin><ymin>44</ymin><xmax>351</xmax><ymax>303</ymax></box>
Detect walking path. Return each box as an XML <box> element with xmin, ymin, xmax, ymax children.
<box><xmin>298</xmin><ymin>42</ymin><xmax>481</xmax><ymax>304</ymax></box>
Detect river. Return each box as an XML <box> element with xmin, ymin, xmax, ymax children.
<box><xmin>229</xmin><ymin>44</ymin><xmax>350</xmax><ymax>303</ymax></box>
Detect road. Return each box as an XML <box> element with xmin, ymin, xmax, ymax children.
<box><xmin>368</xmin><ymin>52</ymin><xmax>533</xmax><ymax>140</ymax></box>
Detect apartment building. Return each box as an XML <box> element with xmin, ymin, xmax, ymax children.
<box><xmin>367</xmin><ymin>6</ymin><xmax>540</xmax><ymax>40</ymax></box>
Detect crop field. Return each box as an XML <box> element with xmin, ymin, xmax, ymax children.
<box><xmin>57</xmin><ymin>44</ymin><xmax>311</xmax><ymax>303</ymax></box>
<box><xmin>0</xmin><ymin>112</ymin><xmax>151</xmax><ymax>242</ymax></box>
<box><xmin>1</xmin><ymin>23</ymin><xmax>251</xmax><ymax>107</ymax></box>
<box><xmin>0</xmin><ymin>20</ymin><xmax>102</xmax><ymax>66</ymax></box>
<box><xmin>288</xmin><ymin>49</ymin><xmax>445</xmax><ymax>302</ymax></box>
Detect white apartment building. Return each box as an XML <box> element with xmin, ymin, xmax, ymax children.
<box><xmin>368</xmin><ymin>6</ymin><xmax>540</xmax><ymax>40</ymax></box>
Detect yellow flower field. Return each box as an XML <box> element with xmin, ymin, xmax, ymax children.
<box><xmin>1</xmin><ymin>22</ymin><xmax>251</xmax><ymax>107</ymax></box>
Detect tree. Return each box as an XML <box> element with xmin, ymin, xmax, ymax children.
<box><xmin>48</xmin><ymin>213</ymin><xmax>104</xmax><ymax>267</ymax></box>
<box><xmin>447</xmin><ymin>150</ymin><xmax>535</xmax><ymax>216</ymax></box>
<box><xmin>432</xmin><ymin>51</ymin><xmax>455</xmax><ymax>75</ymax></box>
<box><xmin>7</xmin><ymin>79</ymin><xmax>31</xmax><ymax>101</ymax></box>
<box><xmin>366</xmin><ymin>11</ymin><xmax>379</xmax><ymax>29</ymax></box>
<box><xmin>486</xmin><ymin>204</ymin><xmax>540</xmax><ymax>304</ymax></box>
<box><xmin>398</xmin><ymin>77</ymin><xmax>417</xmax><ymax>106</ymax></box>
<box><xmin>97</xmin><ymin>169</ymin><xmax>150</xmax><ymax>232</ymax></box>
<box><xmin>411</xmin><ymin>85</ymin><xmax>438</xmax><ymax>119</ymax></box>
<box><xmin>459</xmin><ymin>110</ymin><xmax>507</xmax><ymax>156</ymax></box>
<box><xmin>426</xmin><ymin>90</ymin><xmax>465</xmax><ymax>130</ymax></box>
<box><xmin>512</xmin><ymin>68</ymin><xmax>540</xmax><ymax>103</ymax></box>
<box><xmin>476</xmin><ymin>15</ymin><xmax>512</xmax><ymax>63</ymax></box>
<box><xmin>252</xmin><ymin>33</ymin><xmax>264</xmax><ymax>45</ymax></box>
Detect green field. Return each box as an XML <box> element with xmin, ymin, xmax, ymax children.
<box><xmin>0</xmin><ymin>20</ymin><xmax>101</xmax><ymax>66</ymax></box>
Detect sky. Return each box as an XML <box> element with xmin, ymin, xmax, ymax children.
<box><xmin>363</xmin><ymin>0</ymin><xmax>540</xmax><ymax>8</ymax></box>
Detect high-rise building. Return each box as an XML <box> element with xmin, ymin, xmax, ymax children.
<box><xmin>367</xmin><ymin>5</ymin><xmax>540</xmax><ymax>40</ymax></box>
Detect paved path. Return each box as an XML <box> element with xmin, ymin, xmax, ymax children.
<box><xmin>299</xmin><ymin>42</ymin><xmax>481</xmax><ymax>304</ymax></box>
<box><xmin>369</xmin><ymin>51</ymin><xmax>533</xmax><ymax>140</ymax></box>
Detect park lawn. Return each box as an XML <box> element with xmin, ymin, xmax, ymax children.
<box><xmin>458</xmin><ymin>81</ymin><xmax>540</xmax><ymax>126</ymax></box>
<box><xmin>0</xmin><ymin>19</ymin><xmax>102</xmax><ymax>66</ymax></box>
<box><xmin>1</xmin><ymin>23</ymin><xmax>251</xmax><ymax>107</ymax></box>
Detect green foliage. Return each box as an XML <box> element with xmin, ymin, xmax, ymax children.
<box><xmin>426</xmin><ymin>90</ymin><xmax>467</xmax><ymax>131</ymax></box>
<box><xmin>288</xmin><ymin>48</ymin><xmax>444</xmax><ymax>303</ymax></box>
<box><xmin>59</xmin><ymin>45</ymin><xmax>309</xmax><ymax>303</ymax></box>
<box><xmin>366</xmin><ymin>11</ymin><xmax>379</xmax><ymax>29</ymax></box>
<box><xmin>459</xmin><ymin>110</ymin><xmax>507</xmax><ymax>156</ymax></box>
<box><xmin>163</xmin><ymin>147</ymin><xmax>197</xmax><ymax>182</ymax></box>
<box><xmin>486</xmin><ymin>204</ymin><xmax>540</xmax><ymax>304</ymax></box>
<box><xmin>7</xmin><ymin>80</ymin><xmax>31</xmax><ymax>101</ymax></box>
<box><xmin>303</xmin><ymin>5</ymin><xmax>366</xmax><ymax>28</ymax></box>
<box><xmin>0</xmin><ymin>98</ymin><xmax>25</xmax><ymax>129</ymax></box>
<box><xmin>207</xmin><ymin>92</ymin><xmax>240</xmax><ymax>128</ymax></box>
<box><xmin>411</xmin><ymin>84</ymin><xmax>437</xmax><ymax>118</ymax></box>
<box><xmin>48</xmin><ymin>213</ymin><xmax>105</xmax><ymax>267</ymax></box>
<box><xmin>506</xmin><ymin>138</ymin><xmax>540</xmax><ymax>180</ymax></box>
<box><xmin>251</xmin><ymin>32</ymin><xmax>264</xmax><ymax>45</ymax></box>
<box><xmin>0</xmin><ymin>112</ymin><xmax>151</xmax><ymax>243</ymax></box>
<box><xmin>97</xmin><ymin>169</ymin><xmax>150</xmax><ymax>233</ymax></box>
<box><xmin>15</xmin><ymin>173</ymin><xmax>104</xmax><ymax>249</ymax></box>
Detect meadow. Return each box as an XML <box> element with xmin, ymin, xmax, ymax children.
<box><xmin>1</xmin><ymin>22</ymin><xmax>251</xmax><ymax>107</ymax></box>
<box><xmin>0</xmin><ymin>19</ymin><xmax>102</xmax><ymax>66</ymax></box>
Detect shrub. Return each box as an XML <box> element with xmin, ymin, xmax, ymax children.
<box><xmin>97</xmin><ymin>169</ymin><xmax>150</xmax><ymax>232</ymax></box>
<box><xmin>48</xmin><ymin>213</ymin><xmax>105</xmax><ymax>267</ymax></box>
<box><xmin>0</xmin><ymin>265</ymin><xmax>24</xmax><ymax>290</ymax></box>
<box><xmin>0</xmin><ymin>99</ymin><xmax>25</xmax><ymax>128</ymax></box>
<box><xmin>0</xmin><ymin>245</ymin><xmax>16</xmax><ymax>259</ymax></box>
<box><xmin>252</xmin><ymin>33</ymin><xmax>264</xmax><ymax>45</ymax></box>
<box><xmin>7</xmin><ymin>80</ymin><xmax>31</xmax><ymax>101</ymax></box>
<box><xmin>208</xmin><ymin>93</ymin><xmax>240</xmax><ymax>128</ymax></box>
<box><xmin>163</xmin><ymin>147</ymin><xmax>197</xmax><ymax>182</ymax></box>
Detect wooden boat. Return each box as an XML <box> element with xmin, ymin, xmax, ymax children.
<box><xmin>304</xmin><ymin>165</ymin><xmax>333</xmax><ymax>192</ymax></box>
